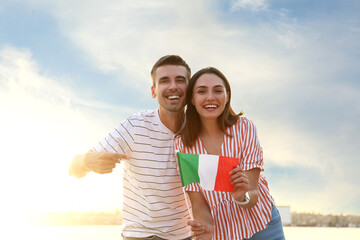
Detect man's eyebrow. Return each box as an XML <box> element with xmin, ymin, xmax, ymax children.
<box><xmin>159</xmin><ymin>76</ymin><xmax>170</xmax><ymax>80</ymax></box>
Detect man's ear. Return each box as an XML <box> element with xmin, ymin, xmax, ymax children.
<box><xmin>151</xmin><ymin>85</ymin><xmax>156</xmax><ymax>98</ymax></box>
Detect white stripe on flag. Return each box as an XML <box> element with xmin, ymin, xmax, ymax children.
<box><xmin>198</xmin><ymin>154</ymin><xmax>220</xmax><ymax>191</ymax></box>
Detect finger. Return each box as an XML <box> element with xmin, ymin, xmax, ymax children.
<box><xmin>230</xmin><ymin>172</ymin><xmax>248</xmax><ymax>182</ymax></box>
<box><xmin>230</xmin><ymin>177</ymin><xmax>246</xmax><ymax>185</ymax></box>
<box><xmin>100</xmin><ymin>152</ymin><xmax>122</xmax><ymax>162</ymax></box>
<box><xmin>231</xmin><ymin>177</ymin><xmax>249</xmax><ymax>185</ymax></box>
<box><xmin>97</xmin><ymin>152</ymin><xmax>122</xmax><ymax>161</ymax></box>
<box><xmin>229</xmin><ymin>167</ymin><xmax>244</xmax><ymax>175</ymax></box>
<box><xmin>191</xmin><ymin>226</ymin><xmax>206</xmax><ymax>232</ymax></box>
<box><xmin>192</xmin><ymin>230</ymin><xmax>206</xmax><ymax>236</ymax></box>
<box><xmin>230</xmin><ymin>171</ymin><xmax>246</xmax><ymax>180</ymax></box>
<box><xmin>116</xmin><ymin>153</ymin><xmax>130</xmax><ymax>160</ymax></box>
<box><xmin>188</xmin><ymin>220</ymin><xmax>203</xmax><ymax>227</ymax></box>
<box><xmin>230</xmin><ymin>169</ymin><xmax>245</xmax><ymax>177</ymax></box>
<box><xmin>230</xmin><ymin>175</ymin><xmax>245</xmax><ymax>183</ymax></box>
<box><xmin>108</xmin><ymin>153</ymin><xmax>130</xmax><ymax>161</ymax></box>
<box><xmin>101</xmin><ymin>162</ymin><xmax>117</xmax><ymax>168</ymax></box>
<box><xmin>99</xmin><ymin>162</ymin><xmax>118</xmax><ymax>170</ymax></box>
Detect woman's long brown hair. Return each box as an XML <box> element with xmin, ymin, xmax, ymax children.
<box><xmin>178</xmin><ymin>67</ymin><xmax>243</xmax><ymax>147</ymax></box>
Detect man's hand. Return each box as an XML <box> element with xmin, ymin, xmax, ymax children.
<box><xmin>188</xmin><ymin>220</ymin><xmax>213</xmax><ymax>240</ymax></box>
<box><xmin>69</xmin><ymin>150</ymin><xmax>129</xmax><ymax>178</ymax></box>
<box><xmin>83</xmin><ymin>151</ymin><xmax>128</xmax><ymax>174</ymax></box>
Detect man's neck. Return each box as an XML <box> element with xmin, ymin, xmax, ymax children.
<box><xmin>158</xmin><ymin>108</ymin><xmax>185</xmax><ymax>133</ymax></box>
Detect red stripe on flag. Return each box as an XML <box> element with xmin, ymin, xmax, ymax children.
<box><xmin>214</xmin><ymin>156</ymin><xmax>239</xmax><ymax>192</ymax></box>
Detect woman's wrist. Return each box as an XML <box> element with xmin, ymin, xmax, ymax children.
<box><xmin>233</xmin><ymin>192</ymin><xmax>250</xmax><ymax>205</ymax></box>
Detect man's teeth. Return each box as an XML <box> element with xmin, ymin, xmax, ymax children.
<box><xmin>168</xmin><ymin>95</ymin><xmax>180</xmax><ymax>100</ymax></box>
<box><xmin>205</xmin><ymin>105</ymin><xmax>217</xmax><ymax>109</ymax></box>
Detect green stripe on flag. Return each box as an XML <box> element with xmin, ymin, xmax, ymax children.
<box><xmin>177</xmin><ymin>152</ymin><xmax>200</xmax><ymax>187</ymax></box>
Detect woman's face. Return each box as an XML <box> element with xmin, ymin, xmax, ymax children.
<box><xmin>192</xmin><ymin>73</ymin><xmax>229</xmax><ymax>121</ymax></box>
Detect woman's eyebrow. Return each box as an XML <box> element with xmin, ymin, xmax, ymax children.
<box><xmin>196</xmin><ymin>85</ymin><xmax>224</xmax><ymax>89</ymax></box>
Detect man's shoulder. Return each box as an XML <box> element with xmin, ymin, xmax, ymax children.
<box><xmin>123</xmin><ymin>109</ymin><xmax>161</xmax><ymax>129</ymax></box>
<box><xmin>127</xmin><ymin>109</ymin><xmax>157</xmax><ymax>122</ymax></box>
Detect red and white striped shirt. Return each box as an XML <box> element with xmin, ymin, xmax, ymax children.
<box><xmin>174</xmin><ymin>117</ymin><xmax>275</xmax><ymax>240</ymax></box>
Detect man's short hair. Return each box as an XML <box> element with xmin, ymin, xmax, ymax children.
<box><xmin>151</xmin><ymin>55</ymin><xmax>191</xmax><ymax>86</ymax></box>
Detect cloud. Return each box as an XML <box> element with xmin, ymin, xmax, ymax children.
<box><xmin>230</xmin><ymin>0</ymin><xmax>269</xmax><ymax>11</ymax></box>
<box><xmin>25</xmin><ymin>0</ymin><xmax>238</xmax><ymax>90</ymax></box>
<box><xmin>23</xmin><ymin>0</ymin><xmax>311</xmax><ymax>91</ymax></box>
<box><xmin>0</xmin><ymin>45</ymin><xmax>125</xmax><ymax>214</ymax></box>
<box><xmin>5</xmin><ymin>0</ymin><xmax>359</xmax><ymax>214</ymax></box>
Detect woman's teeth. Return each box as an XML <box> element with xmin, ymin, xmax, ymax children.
<box><xmin>205</xmin><ymin>105</ymin><xmax>217</xmax><ymax>109</ymax></box>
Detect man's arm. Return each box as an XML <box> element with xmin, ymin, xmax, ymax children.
<box><xmin>69</xmin><ymin>150</ymin><xmax>129</xmax><ymax>178</ymax></box>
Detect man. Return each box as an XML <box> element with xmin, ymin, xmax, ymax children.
<box><xmin>69</xmin><ymin>55</ymin><xmax>208</xmax><ymax>240</ymax></box>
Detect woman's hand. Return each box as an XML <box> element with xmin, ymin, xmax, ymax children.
<box><xmin>188</xmin><ymin>220</ymin><xmax>213</xmax><ymax>240</ymax></box>
<box><xmin>230</xmin><ymin>167</ymin><xmax>250</xmax><ymax>202</ymax></box>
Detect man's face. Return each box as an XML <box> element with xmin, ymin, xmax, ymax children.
<box><xmin>151</xmin><ymin>65</ymin><xmax>188</xmax><ymax>113</ymax></box>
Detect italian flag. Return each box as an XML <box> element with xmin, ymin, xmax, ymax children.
<box><xmin>177</xmin><ymin>152</ymin><xmax>239</xmax><ymax>192</ymax></box>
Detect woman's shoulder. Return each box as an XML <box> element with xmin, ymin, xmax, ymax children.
<box><xmin>230</xmin><ymin>116</ymin><xmax>258</xmax><ymax>135</ymax></box>
<box><xmin>174</xmin><ymin>134</ymin><xmax>182</xmax><ymax>142</ymax></box>
<box><xmin>234</xmin><ymin>116</ymin><xmax>255</xmax><ymax>127</ymax></box>
<box><xmin>173</xmin><ymin>135</ymin><xmax>185</xmax><ymax>149</ymax></box>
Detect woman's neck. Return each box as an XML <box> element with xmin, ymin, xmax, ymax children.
<box><xmin>199</xmin><ymin>118</ymin><xmax>224</xmax><ymax>155</ymax></box>
<box><xmin>200</xmin><ymin>118</ymin><xmax>220</xmax><ymax>136</ymax></box>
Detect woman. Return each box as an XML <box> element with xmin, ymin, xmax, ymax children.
<box><xmin>174</xmin><ymin>67</ymin><xmax>285</xmax><ymax>240</ymax></box>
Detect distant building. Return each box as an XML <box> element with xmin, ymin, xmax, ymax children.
<box><xmin>277</xmin><ymin>206</ymin><xmax>292</xmax><ymax>226</ymax></box>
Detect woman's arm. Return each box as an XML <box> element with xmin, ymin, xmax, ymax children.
<box><xmin>230</xmin><ymin>167</ymin><xmax>260</xmax><ymax>208</ymax></box>
<box><xmin>187</xmin><ymin>191</ymin><xmax>214</xmax><ymax>240</ymax></box>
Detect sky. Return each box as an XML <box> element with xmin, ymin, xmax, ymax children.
<box><xmin>0</xmin><ymin>0</ymin><xmax>359</xmax><ymax>221</ymax></box>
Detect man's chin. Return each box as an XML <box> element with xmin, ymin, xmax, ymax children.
<box><xmin>164</xmin><ymin>105</ymin><xmax>185</xmax><ymax>113</ymax></box>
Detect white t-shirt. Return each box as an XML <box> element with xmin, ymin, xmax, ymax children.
<box><xmin>93</xmin><ymin>109</ymin><xmax>191</xmax><ymax>239</ymax></box>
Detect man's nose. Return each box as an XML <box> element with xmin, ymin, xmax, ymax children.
<box><xmin>169</xmin><ymin>80</ymin><xmax>177</xmax><ymax>90</ymax></box>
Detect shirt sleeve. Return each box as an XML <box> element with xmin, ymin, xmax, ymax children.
<box><xmin>92</xmin><ymin>117</ymin><xmax>135</xmax><ymax>155</ymax></box>
<box><xmin>184</xmin><ymin>182</ymin><xmax>201</xmax><ymax>192</ymax></box>
<box><xmin>241</xmin><ymin>118</ymin><xmax>264</xmax><ymax>171</ymax></box>
<box><xmin>173</xmin><ymin>136</ymin><xmax>183</xmax><ymax>172</ymax></box>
